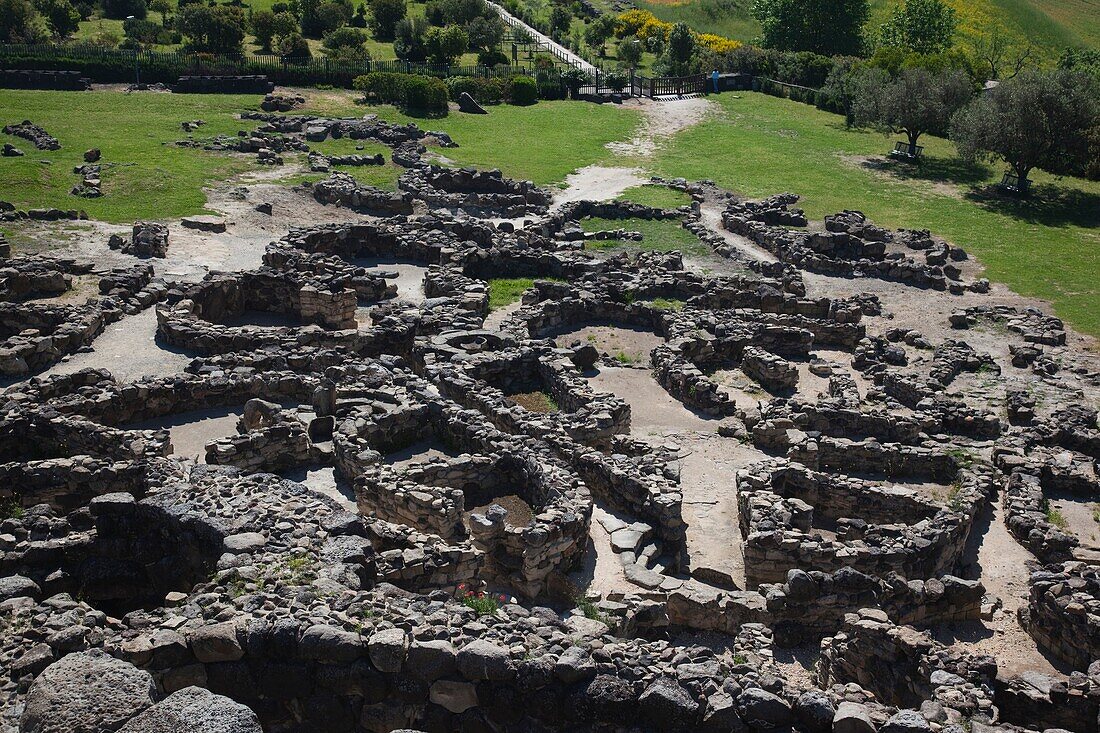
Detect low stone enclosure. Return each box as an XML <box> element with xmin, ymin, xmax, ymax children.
<box><xmin>6</xmin><ymin>110</ymin><xmax>1100</xmax><ymax>733</ymax></box>
<box><xmin>0</xmin><ymin>255</ymin><xmax>166</xmax><ymax>378</ymax></box>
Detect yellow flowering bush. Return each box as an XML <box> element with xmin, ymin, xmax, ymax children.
<box><xmin>696</xmin><ymin>33</ymin><xmax>742</xmax><ymax>54</ymax></box>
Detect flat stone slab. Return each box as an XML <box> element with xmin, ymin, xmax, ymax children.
<box><xmin>181</xmin><ymin>215</ymin><xmax>227</xmax><ymax>233</ymax></box>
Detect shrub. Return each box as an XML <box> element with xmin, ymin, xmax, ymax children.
<box><xmin>403</xmin><ymin>74</ymin><xmax>448</xmax><ymax>113</ymax></box>
<box><xmin>354</xmin><ymin>70</ymin><xmax>407</xmax><ymax>102</ymax></box>
<box><xmin>509</xmin><ymin>74</ymin><xmax>537</xmax><ymax>104</ymax></box>
<box><xmin>446</xmin><ymin>76</ymin><xmax>506</xmax><ymax>104</ymax></box>
<box><xmin>477</xmin><ymin>47</ymin><xmax>508</xmax><ymax>67</ymax></box>
<box><xmin>274</xmin><ymin>32</ymin><xmax>311</xmax><ymax>59</ymax></box>
<box><xmin>560</xmin><ymin>66</ymin><xmax>590</xmax><ymax>97</ymax></box>
<box><xmin>604</xmin><ymin>70</ymin><xmax>627</xmax><ymax>92</ymax></box>
<box><xmin>354</xmin><ymin>71</ymin><xmax>448</xmax><ymax>114</ymax></box>
<box><xmin>322</xmin><ymin>25</ymin><xmax>366</xmax><ymax>52</ymax></box>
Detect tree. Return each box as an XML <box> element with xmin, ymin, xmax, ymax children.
<box><xmin>323</xmin><ymin>24</ymin><xmax>366</xmax><ymax>51</ymax></box>
<box><xmin>367</xmin><ymin>0</ymin><xmax>404</xmax><ymax>40</ymax></box>
<box><xmin>393</xmin><ymin>15</ymin><xmax>427</xmax><ymax>61</ymax></box>
<box><xmin>148</xmin><ymin>0</ymin><xmax>171</xmax><ymax>21</ymax></box>
<box><xmin>300</xmin><ymin>0</ymin><xmax>351</xmax><ymax>37</ymax></box>
<box><xmin>583</xmin><ymin>14</ymin><xmax>615</xmax><ymax>57</ymax></box>
<box><xmin>616</xmin><ymin>37</ymin><xmax>642</xmax><ymax>68</ymax></box>
<box><xmin>751</xmin><ymin>0</ymin><xmax>868</xmax><ymax>56</ymax></box>
<box><xmin>466</xmin><ymin>14</ymin><xmax>503</xmax><ymax>53</ymax></box>
<box><xmin>0</xmin><ymin>0</ymin><xmax>49</xmax><ymax>42</ymax></box>
<box><xmin>878</xmin><ymin>0</ymin><xmax>955</xmax><ymax>55</ymax></box>
<box><xmin>100</xmin><ymin>0</ymin><xmax>146</xmax><ymax>19</ymax></box>
<box><xmin>851</xmin><ymin>66</ymin><xmax>972</xmax><ymax>153</ymax></box>
<box><xmin>548</xmin><ymin>6</ymin><xmax>570</xmax><ymax>39</ymax></box>
<box><xmin>951</xmin><ymin>69</ymin><xmax>1100</xmax><ymax>188</ymax></box>
<box><xmin>252</xmin><ymin>10</ymin><xmax>298</xmax><ymax>52</ymax></box>
<box><xmin>424</xmin><ymin>23</ymin><xmax>467</xmax><ymax>65</ymax></box>
<box><xmin>274</xmin><ymin>30</ymin><xmax>311</xmax><ymax>58</ymax></box>
<box><xmin>34</xmin><ymin>0</ymin><xmax>80</xmax><ymax>37</ymax></box>
<box><xmin>176</xmin><ymin>4</ymin><xmax>246</xmax><ymax>53</ymax></box>
<box><xmin>665</xmin><ymin>21</ymin><xmax>694</xmax><ymax>75</ymax></box>
<box><xmin>972</xmin><ymin>23</ymin><xmax>1032</xmax><ymax>81</ymax></box>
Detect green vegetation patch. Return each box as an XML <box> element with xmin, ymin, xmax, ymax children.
<box><xmin>581</xmin><ymin>216</ymin><xmax>708</xmax><ymax>256</ymax></box>
<box><xmin>652</xmin><ymin>92</ymin><xmax>1100</xmax><ymax>337</ymax></box>
<box><xmin>297</xmin><ymin>96</ymin><xmax>643</xmax><ymax>186</ymax></box>
<box><xmin>617</xmin><ymin>184</ymin><xmax>692</xmax><ymax>209</ymax></box>
<box><xmin>488</xmin><ymin>277</ymin><xmax>537</xmax><ymax>310</ymax></box>
<box><xmin>302</xmin><ymin>136</ymin><xmax>402</xmax><ymax>190</ymax></box>
<box><xmin>0</xmin><ymin>89</ymin><xmax>264</xmax><ymax>223</ymax></box>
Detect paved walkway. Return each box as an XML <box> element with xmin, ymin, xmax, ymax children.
<box><xmin>486</xmin><ymin>1</ymin><xmax>597</xmax><ymax>73</ymax></box>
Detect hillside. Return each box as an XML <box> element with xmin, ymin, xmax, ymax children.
<box><xmin>592</xmin><ymin>0</ymin><xmax>1099</xmax><ymax>55</ymax></box>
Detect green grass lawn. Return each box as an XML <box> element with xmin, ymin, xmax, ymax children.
<box><xmin>297</xmin><ymin>95</ymin><xmax>642</xmax><ymax>186</ymax></box>
<box><xmin>488</xmin><ymin>277</ymin><xmax>538</xmax><ymax>309</ymax></box>
<box><xmin>651</xmin><ymin>91</ymin><xmax>1100</xmax><ymax>337</ymax></box>
<box><xmin>617</xmin><ymin>184</ymin><xmax>692</xmax><ymax>209</ymax></box>
<box><xmin>581</xmin><ymin>216</ymin><xmax>707</xmax><ymax>255</ymax></box>
<box><xmin>0</xmin><ymin>89</ymin><xmax>264</xmax><ymax>222</ymax></box>
<box><xmin>301</xmin><ymin>137</ymin><xmax>403</xmax><ymax>189</ymax></box>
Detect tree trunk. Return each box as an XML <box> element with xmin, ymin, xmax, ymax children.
<box><xmin>1012</xmin><ymin>163</ymin><xmax>1033</xmax><ymax>195</ymax></box>
<box><xmin>906</xmin><ymin>130</ymin><xmax>921</xmax><ymax>156</ymax></box>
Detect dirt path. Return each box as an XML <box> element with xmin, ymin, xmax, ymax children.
<box><xmin>676</xmin><ymin>433</ymin><xmax>761</xmax><ymax>589</ymax></box>
<box><xmin>698</xmin><ymin>199</ymin><xmax>776</xmax><ymax>263</ymax></box>
<box><xmin>935</xmin><ymin>487</ymin><xmax>1067</xmax><ymax>677</ymax></box>
<box><xmin>554</xmin><ymin>96</ymin><xmax>713</xmax><ymax>205</ymax></box>
<box><xmin>43</xmin><ymin>308</ymin><xmax>192</xmax><ymax>382</ymax></box>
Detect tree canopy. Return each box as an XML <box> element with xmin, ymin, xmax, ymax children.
<box><xmin>850</xmin><ymin>66</ymin><xmax>972</xmax><ymax>149</ymax></box>
<box><xmin>751</xmin><ymin>0</ymin><xmax>869</xmax><ymax>57</ymax></box>
<box><xmin>878</xmin><ymin>0</ymin><xmax>956</xmax><ymax>55</ymax></box>
<box><xmin>950</xmin><ymin>69</ymin><xmax>1100</xmax><ymax>185</ymax></box>
<box><xmin>177</xmin><ymin>4</ymin><xmax>246</xmax><ymax>54</ymax></box>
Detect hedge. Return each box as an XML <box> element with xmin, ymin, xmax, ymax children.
<box><xmin>353</xmin><ymin>71</ymin><xmax>448</xmax><ymax>114</ymax></box>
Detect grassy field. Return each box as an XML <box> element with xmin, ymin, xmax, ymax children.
<box><xmin>617</xmin><ymin>184</ymin><xmax>693</xmax><ymax>209</ymax></box>
<box><xmin>296</xmin><ymin>94</ymin><xmax>641</xmax><ymax>185</ymax></box>
<box><xmin>581</xmin><ymin>0</ymin><xmax>1096</xmax><ymax>53</ymax></box>
<box><xmin>651</xmin><ymin>92</ymin><xmax>1100</xmax><ymax>337</ymax></box>
<box><xmin>0</xmin><ymin>90</ymin><xmax>263</xmax><ymax>222</ymax></box>
<box><xmin>0</xmin><ymin>89</ymin><xmax>639</xmax><ymax>222</ymax></box>
<box><xmin>581</xmin><ymin>216</ymin><xmax>708</xmax><ymax>255</ymax></box>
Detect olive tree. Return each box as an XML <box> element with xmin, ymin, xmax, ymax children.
<box><xmin>951</xmin><ymin>69</ymin><xmax>1100</xmax><ymax>188</ymax></box>
<box><xmin>850</xmin><ymin>66</ymin><xmax>973</xmax><ymax>154</ymax></box>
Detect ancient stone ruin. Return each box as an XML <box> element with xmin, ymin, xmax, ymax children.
<box><xmin>1</xmin><ymin>101</ymin><xmax>1099</xmax><ymax>733</ymax></box>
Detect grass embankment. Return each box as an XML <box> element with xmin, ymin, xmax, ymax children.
<box><xmin>0</xmin><ymin>89</ymin><xmax>263</xmax><ymax>222</ymax></box>
<box><xmin>652</xmin><ymin>91</ymin><xmax>1100</xmax><ymax>337</ymax></box>
<box><xmin>584</xmin><ymin>0</ymin><xmax>1095</xmax><ymax>54</ymax></box>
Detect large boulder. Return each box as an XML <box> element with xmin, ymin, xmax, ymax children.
<box><xmin>638</xmin><ymin>676</ymin><xmax>699</xmax><ymax>730</ymax></box>
<box><xmin>117</xmin><ymin>687</ymin><xmax>260</xmax><ymax>733</ymax></box>
<box><xmin>457</xmin><ymin>92</ymin><xmax>487</xmax><ymax>114</ymax></box>
<box><xmin>21</xmin><ymin>650</ymin><xmax>156</xmax><ymax>733</ymax></box>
